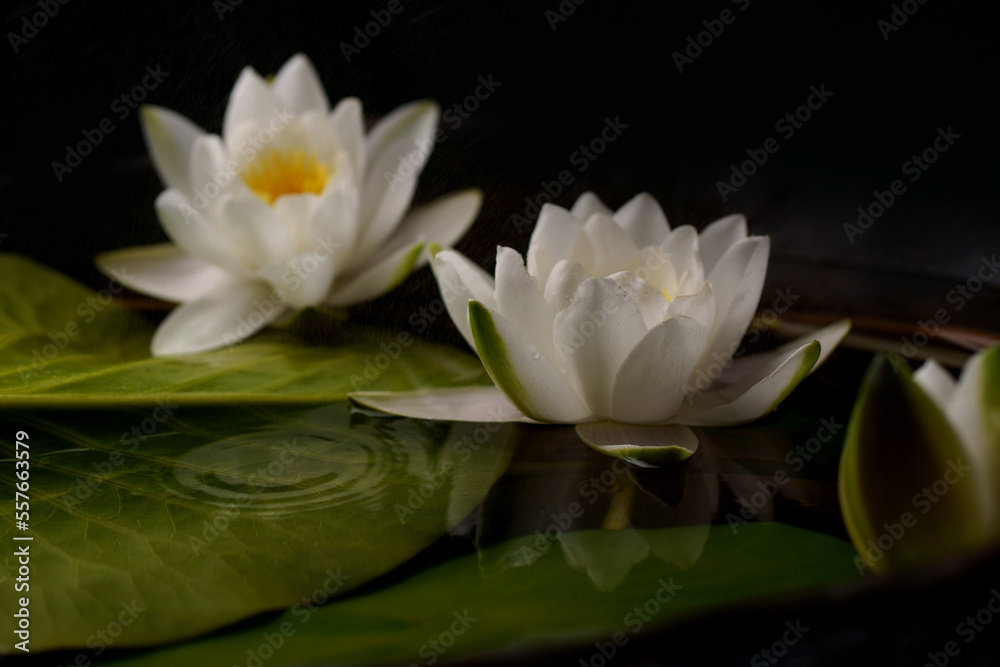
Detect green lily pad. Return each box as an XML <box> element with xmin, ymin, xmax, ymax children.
<box><xmin>839</xmin><ymin>355</ymin><xmax>989</xmax><ymax>575</ymax></box>
<box><xmin>107</xmin><ymin>522</ymin><xmax>857</xmax><ymax>666</ymax></box>
<box><xmin>0</xmin><ymin>404</ymin><xmax>516</xmax><ymax>652</ymax></box>
<box><xmin>0</xmin><ymin>253</ymin><xmax>488</xmax><ymax>406</ymax></box>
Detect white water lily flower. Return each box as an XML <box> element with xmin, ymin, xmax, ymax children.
<box><xmin>96</xmin><ymin>53</ymin><xmax>480</xmax><ymax>356</ymax></box>
<box><xmin>353</xmin><ymin>192</ymin><xmax>850</xmax><ymax>456</ymax></box>
<box><xmin>912</xmin><ymin>347</ymin><xmax>1000</xmax><ymax>525</ymax></box>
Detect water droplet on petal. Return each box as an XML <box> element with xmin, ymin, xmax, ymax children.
<box><xmin>532</xmin><ymin>352</ymin><xmax>540</xmax><ymax>360</ymax></box>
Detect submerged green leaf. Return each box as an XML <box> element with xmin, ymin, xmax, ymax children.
<box><xmin>0</xmin><ymin>404</ymin><xmax>515</xmax><ymax>652</ymax></box>
<box><xmin>838</xmin><ymin>355</ymin><xmax>989</xmax><ymax>575</ymax></box>
<box><xmin>0</xmin><ymin>253</ymin><xmax>488</xmax><ymax>406</ymax></box>
<box><xmin>107</xmin><ymin>523</ymin><xmax>857</xmax><ymax>667</ymax></box>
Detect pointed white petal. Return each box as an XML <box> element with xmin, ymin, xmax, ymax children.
<box><xmin>151</xmin><ymin>280</ymin><xmax>285</xmax><ymax>356</ymax></box>
<box><xmin>95</xmin><ymin>244</ymin><xmax>233</xmax><ymax>303</ymax></box>
<box><xmin>357</xmin><ymin>101</ymin><xmax>439</xmax><ymax>257</ymax></box>
<box><xmin>299</xmin><ymin>184</ymin><xmax>360</xmax><ymax>269</ymax></box>
<box><xmin>914</xmin><ymin>359</ymin><xmax>957</xmax><ymax>409</ymax></box>
<box><xmin>270</xmin><ymin>53</ymin><xmax>329</xmax><ymax>116</ymax></box>
<box><xmin>223</xmin><ymin>66</ymin><xmax>287</xmax><ymax>142</ymax></box>
<box><xmin>660</xmin><ymin>225</ymin><xmax>704</xmax><ymax>294</ymax></box>
<box><xmin>469</xmin><ymin>301</ymin><xmax>592</xmax><ymax>423</ymax></box>
<box><xmin>575</xmin><ymin>421</ymin><xmax>699</xmax><ymax>467</ymax></box>
<box><xmin>369</xmin><ymin>189</ymin><xmax>481</xmax><ymax>267</ymax></box>
<box><xmin>155</xmin><ymin>189</ymin><xmax>247</xmax><ymax>276</ymax></box>
<box><xmin>666</xmin><ymin>283</ymin><xmax>716</xmax><ymax>332</ymax></box>
<box><xmin>543</xmin><ymin>259</ymin><xmax>591</xmax><ymax>311</ymax></box>
<box><xmin>187</xmin><ymin>134</ymin><xmax>242</xmax><ymax>204</ymax></box>
<box><xmin>611</xmin><ymin>317</ymin><xmax>708</xmax><ymax>423</ymax></box>
<box><xmin>350</xmin><ymin>386</ymin><xmax>534</xmax><ymax>423</ymax></box>
<box><xmin>573</xmin><ymin>215</ymin><xmax>638</xmax><ymax>276</ymax></box>
<box><xmin>699</xmin><ymin>213</ymin><xmax>748</xmax><ymax>274</ymax></box>
<box><xmin>554</xmin><ymin>277</ymin><xmax>646</xmax><ymax>417</ymax></box>
<box><xmin>699</xmin><ymin>236</ymin><xmax>769</xmax><ymax>370</ymax></box>
<box><xmin>329</xmin><ymin>97</ymin><xmax>366</xmax><ymax>182</ymax></box>
<box><xmin>494</xmin><ymin>247</ymin><xmax>557</xmax><ymax>364</ymax></box>
<box><xmin>570</xmin><ymin>191</ymin><xmax>612</xmax><ymax>220</ymax></box>
<box><xmin>677</xmin><ymin>340</ymin><xmax>820</xmax><ymax>426</ymax></box>
<box><xmin>217</xmin><ymin>192</ymin><xmax>291</xmax><ymax>270</ymax></box>
<box><xmin>527</xmin><ymin>204</ymin><xmax>584</xmax><ymax>281</ymax></box>
<box><xmin>325</xmin><ymin>241</ymin><xmax>424</xmax><ymax>307</ymax></box>
<box><xmin>613</xmin><ymin>192</ymin><xmax>670</xmax><ymax>248</ymax></box>
<box><xmin>139</xmin><ymin>105</ymin><xmax>205</xmax><ymax>195</ymax></box>
<box><xmin>429</xmin><ymin>249</ymin><xmax>497</xmax><ymax>349</ymax></box>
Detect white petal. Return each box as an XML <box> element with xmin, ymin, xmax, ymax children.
<box><xmin>527</xmin><ymin>204</ymin><xmax>582</xmax><ymax>283</ymax></box>
<box><xmin>570</xmin><ymin>191</ymin><xmax>612</xmax><ymax>220</ymax></box>
<box><xmin>554</xmin><ymin>277</ymin><xmax>647</xmax><ymax>417</ymax></box>
<box><xmin>151</xmin><ymin>280</ymin><xmax>285</xmax><ymax>356</ymax></box>
<box><xmin>913</xmin><ymin>359</ymin><xmax>957</xmax><ymax>409</ymax></box>
<box><xmin>666</xmin><ymin>283</ymin><xmax>716</xmax><ymax>332</ymax></box>
<box><xmin>611</xmin><ymin>317</ymin><xmax>709</xmax><ymax>423</ymax></box>
<box><xmin>187</xmin><ymin>134</ymin><xmax>242</xmax><ymax>205</ymax></box>
<box><xmin>699</xmin><ymin>214</ymin><xmax>748</xmax><ymax>274</ymax></box>
<box><xmin>368</xmin><ymin>189</ymin><xmax>481</xmax><ymax>268</ymax></box>
<box><xmin>677</xmin><ymin>340</ymin><xmax>820</xmax><ymax>426</ymax></box>
<box><xmin>257</xmin><ymin>249</ymin><xmax>338</xmax><ymax>309</ymax></box>
<box><xmin>95</xmin><ymin>244</ymin><xmax>233</xmax><ymax>303</ymax></box>
<box><xmin>139</xmin><ymin>105</ymin><xmax>205</xmax><ymax>195</ymax></box>
<box><xmin>543</xmin><ymin>259</ymin><xmax>591</xmax><ymax>311</ymax></box>
<box><xmin>329</xmin><ymin>97</ymin><xmax>366</xmax><ymax>182</ymax></box>
<box><xmin>350</xmin><ymin>386</ymin><xmax>534</xmax><ymax>423</ymax></box>
<box><xmin>429</xmin><ymin>249</ymin><xmax>497</xmax><ymax>349</ymax></box>
<box><xmin>699</xmin><ymin>236</ymin><xmax>769</xmax><ymax>370</ymax></box>
<box><xmin>155</xmin><ymin>189</ymin><xmax>247</xmax><ymax>276</ymax></box>
<box><xmin>660</xmin><ymin>225</ymin><xmax>704</xmax><ymax>295</ymax></box>
<box><xmin>495</xmin><ymin>247</ymin><xmax>557</xmax><ymax>365</ymax></box>
<box><xmin>571</xmin><ymin>215</ymin><xmax>638</xmax><ymax>277</ymax></box>
<box><xmin>357</xmin><ymin>102</ymin><xmax>440</xmax><ymax>258</ymax></box>
<box><xmin>298</xmin><ymin>184</ymin><xmax>360</xmax><ymax>269</ymax></box>
<box><xmin>607</xmin><ymin>270</ymin><xmax>670</xmax><ymax>330</ymax></box>
<box><xmin>217</xmin><ymin>192</ymin><xmax>291</xmax><ymax>270</ymax></box>
<box><xmin>575</xmin><ymin>422</ymin><xmax>699</xmax><ymax>467</ymax></box>
<box><xmin>325</xmin><ymin>241</ymin><xmax>424</xmax><ymax>307</ymax></box>
<box><xmin>223</xmin><ymin>66</ymin><xmax>287</xmax><ymax>143</ymax></box>
<box><xmin>613</xmin><ymin>192</ymin><xmax>670</xmax><ymax>248</ymax></box>
<box><xmin>469</xmin><ymin>301</ymin><xmax>592</xmax><ymax>423</ymax></box>
<box><xmin>270</xmin><ymin>53</ymin><xmax>329</xmax><ymax>116</ymax></box>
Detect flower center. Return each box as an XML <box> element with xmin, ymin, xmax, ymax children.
<box><xmin>241</xmin><ymin>148</ymin><xmax>330</xmax><ymax>205</ymax></box>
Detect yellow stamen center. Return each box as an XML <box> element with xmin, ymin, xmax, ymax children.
<box><xmin>241</xmin><ymin>149</ymin><xmax>330</xmax><ymax>205</ymax></box>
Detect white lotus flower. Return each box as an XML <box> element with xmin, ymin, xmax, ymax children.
<box><xmin>354</xmin><ymin>192</ymin><xmax>849</xmax><ymax>457</ymax></box>
<box><xmin>912</xmin><ymin>347</ymin><xmax>1000</xmax><ymax>525</ymax></box>
<box><xmin>96</xmin><ymin>53</ymin><xmax>480</xmax><ymax>356</ymax></box>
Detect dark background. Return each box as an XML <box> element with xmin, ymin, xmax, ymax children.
<box><xmin>4</xmin><ymin>0</ymin><xmax>999</xmax><ymax>335</ymax></box>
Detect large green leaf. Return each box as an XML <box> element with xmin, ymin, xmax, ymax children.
<box><xmin>107</xmin><ymin>522</ymin><xmax>857</xmax><ymax>666</ymax></box>
<box><xmin>0</xmin><ymin>404</ymin><xmax>516</xmax><ymax>652</ymax></box>
<box><xmin>0</xmin><ymin>253</ymin><xmax>488</xmax><ymax>406</ymax></box>
<box><xmin>839</xmin><ymin>355</ymin><xmax>989</xmax><ymax>575</ymax></box>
